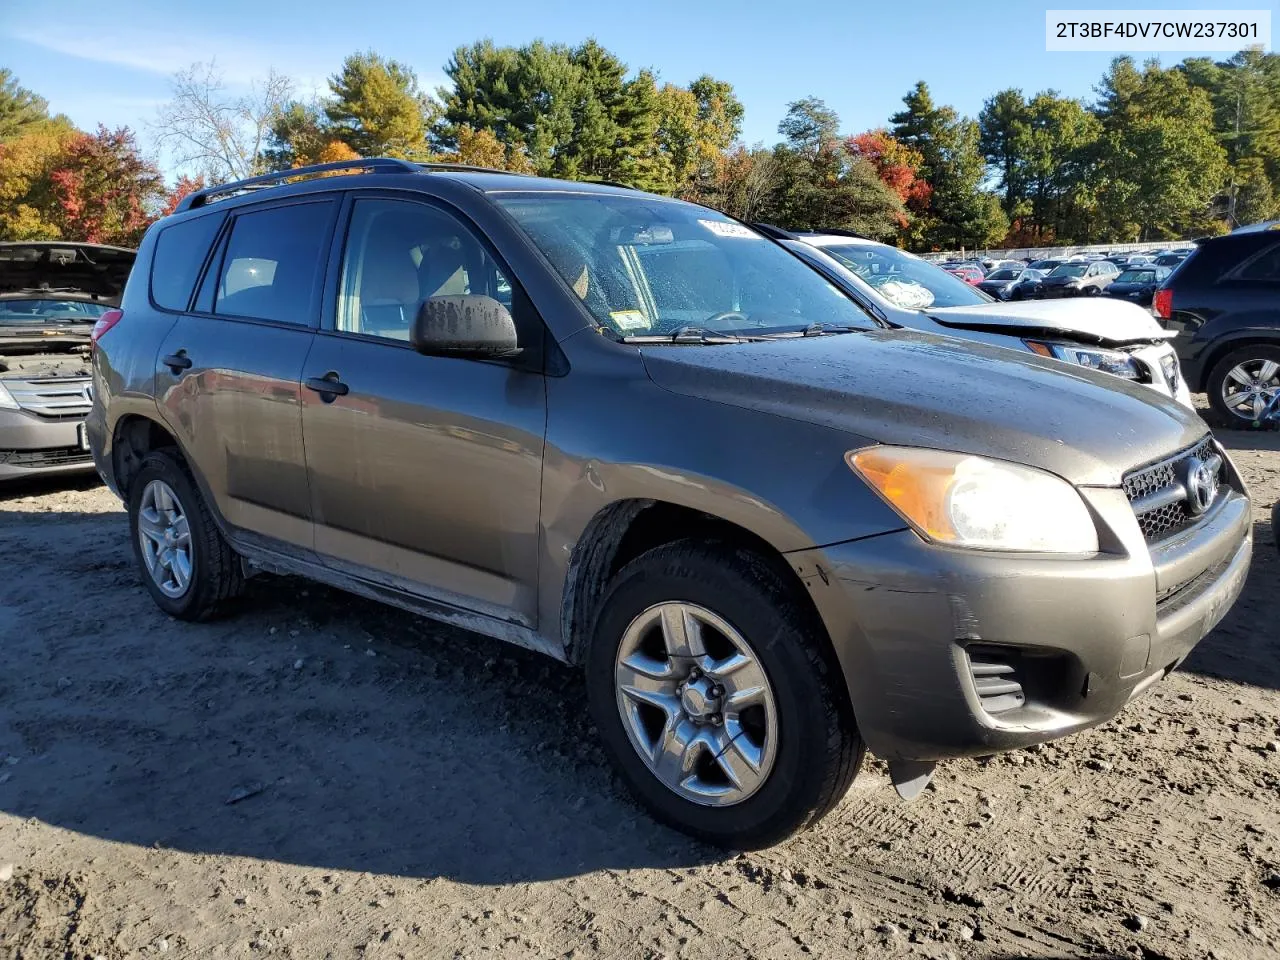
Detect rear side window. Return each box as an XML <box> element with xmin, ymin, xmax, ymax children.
<box><xmin>1239</xmin><ymin>243</ymin><xmax>1280</xmax><ymax>282</ymax></box>
<box><xmin>150</xmin><ymin>213</ymin><xmax>225</xmax><ymax>311</ymax></box>
<box><xmin>212</xmin><ymin>201</ymin><xmax>334</xmax><ymax>325</ymax></box>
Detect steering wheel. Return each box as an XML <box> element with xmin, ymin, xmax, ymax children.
<box><xmin>702</xmin><ymin>310</ymin><xmax>751</xmax><ymax>330</ymax></box>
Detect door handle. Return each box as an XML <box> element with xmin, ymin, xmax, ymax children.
<box><xmin>305</xmin><ymin>373</ymin><xmax>349</xmax><ymax>402</ymax></box>
<box><xmin>162</xmin><ymin>351</ymin><xmax>192</xmax><ymax>373</ymax></box>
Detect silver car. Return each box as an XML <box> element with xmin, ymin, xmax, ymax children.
<box><xmin>0</xmin><ymin>242</ymin><xmax>134</xmax><ymax>480</ymax></box>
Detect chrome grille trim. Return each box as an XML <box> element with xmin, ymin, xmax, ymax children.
<box><xmin>1122</xmin><ymin>436</ymin><xmax>1219</xmax><ymax>543</ymax></box>
<box><xmin>4</xmin><ymin>376</ymin><xmax>92</xmax><ymax>418</ymax></box>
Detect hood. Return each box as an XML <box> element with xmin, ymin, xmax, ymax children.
<box><xmin>927</xmin><ymin>298</ymin><xmax>1173</xmax><ymax>345</ymax></box>
<box><xmin>1040</xmin><ymin>274</ymin><xmax>1082</xmax><ymax>286</ymax></box>
<box><xmin>640</xmin><ymin>330</ymin><xmax>1204</xmax><ymax>487</ymax></box>
<box><xmin>0</xmin><ymin>242</ymin><xmax>135</xmax><ymax>302</ymax></box>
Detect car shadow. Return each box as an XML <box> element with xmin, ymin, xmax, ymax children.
<box><xmin>0</xmin><ymin>506</ymin><xmax>722</xmax><ymax>885</ymax></box>
<box><xmin>0</xmin><ymin>500</ymin><xmax>1275</xmax><ymax>888</ymax></box>
<box><xmin>1181</xmin><ymin>517</ymin><xmax>1279</xmax><ymax>691</ymax></box>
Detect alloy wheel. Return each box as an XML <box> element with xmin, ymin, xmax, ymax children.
<box><xmin>1221</xmin><ymin>358</ymin><xmax>1280</xmax><ymax>421</ymax></box>
<box><xmin>614</xmin><ymin>602</ymin><xmax>778</xmax><ymax>806</ymax></box>
<box><xmin>137</xmin><ymin>479</ymin><xmax>193</xmax><ymax>598</ymax></box>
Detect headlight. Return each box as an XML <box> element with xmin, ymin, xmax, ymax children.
<box><xmin>848</xmin><ymin>446</ymin><xmax>1098</xmax><ymax>553</ymax></box>
<box><xmin>1023</xmin><ymin>341</ymin><xmax>1142</xmax><ymax>380</ymax></box>
<box><xmin>0</xmin><ymin>381</ymin><xmax>18</xmax><ymax>411</ymax></box>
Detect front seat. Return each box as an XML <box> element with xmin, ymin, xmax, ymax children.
<box><xmin>357</xmin><ymin>226</ymin><xmax>422</xmax><ymax>339</ymax></box>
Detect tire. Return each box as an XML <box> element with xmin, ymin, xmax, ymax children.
<box><xmin>586</xmin><ymin>539</ymin><xmax>863</xmax><ymax>848</ymax></box>
<box><xmin>1206</xmin><ymin>344</ymin><xmax>1280</xmax><ymax>428</ymax></box>
<box><xmin>128</xmin><ymin>450</ymin><xmax>243</xmax><ymax>620</ymax></box>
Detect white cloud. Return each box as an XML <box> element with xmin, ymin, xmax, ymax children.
<box><xmin>6</xmin><ymin>24</ymin><xmax>326</xmax><ymax>90</ymax></box>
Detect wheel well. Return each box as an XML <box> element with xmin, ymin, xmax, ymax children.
<box><xmin>560</xmin><ymin>499</ymin><xmax>828</xmax><ymax>666</ymax></box>
<box><xmin>1197</xmin><ymin>336</ymin><xmax>1280</xmax><ymax>393</ymax></box>
<box><xmin>112</xmin><ymin>415</ymin><xmax>180</xmax><ymax>498</ymax></box>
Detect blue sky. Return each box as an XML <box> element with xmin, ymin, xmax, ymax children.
<box><xmin>0</xmin><ymin>0</ymin><xmax>1266</xmax><ymax>178</ymax></box>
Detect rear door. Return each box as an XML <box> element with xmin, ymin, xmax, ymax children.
<box><xmin>155</xmin><ymin>196</ymin><xmax>338</xmax><ymax>552</ymax></box>
<box><xmin>300</xmin><ymin>193</ymin><xmax>547</xmax><ymax>626</ymax></box>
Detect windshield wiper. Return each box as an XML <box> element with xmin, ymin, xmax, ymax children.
<box><xmin>621</xmin><ymin>325</ymin><xmax>760</xmax><ymax>344</ymax></box>
<box><xmin>754</xmin><ymin>322</ymin><xmax>872</xmax><ymax>339</ymax></box>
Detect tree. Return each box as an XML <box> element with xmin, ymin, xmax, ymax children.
<box><xmin>1095</xmin><ymin>57</ymin><xmax>1227</xmax><ymax>239</ymax></box>
<box><xmin>48</xmin><ymin>126</ymin><xmax>164</xmax><ymax>245</ymax></box>
<box><xmin>0</xmin><ymin>69</ymin><xmax>49</xmax><ymax>143</ymax></box>
<box><xmin>978</xmin><ymin>89</ymin><xmax>1032</xmax><ymax>221</ymax></box>
<box><xmin>778</xmin><ymin>97</ymin><xmax>840</xmax><ymax>155</ymax></box>
<box><xmin>689</xmin><ymin>144</ymin><xmax>783</xmax><ymax>222</ymax></box>
<box><xmin>154</xmin><ymin>61</ymin><xmax>292</xmax><ymax>182</ymax></box>
<box><xmin>762</xmin><ymin>100</ymin><xmax>905</xmax><ymax>239</ymax></box>
<box><xmin>891</xmin><ymin>82</ymin><xmax>1006</xmax><ymax>248</ymax></box>
<box><xmin>847</xmin><ymin>129</ymin><xmax>930</xmax><ymax>230</ymax></box>
<box><xmin>159</xmin><ymin>175</ymin><xmax>206</xmax><ymax>217</ymax></box>
<box><xmin>655</xmin><ymin>76</ymin><xmax>744</xmax><ymax>191</ymax></box>
<box><xmin>443</xmin><ymin>124</ymin><xmax>534</xmax><ymax>172</ymax></box>
<box><xmin>325</xmin><ymin>51</ymin><xmax>433</xmax><ymax>158</ymax></box>
<box><xmin>0</xmin><ymin>117</ymin><xmax>79</xmax><ymax>239</ymax></box>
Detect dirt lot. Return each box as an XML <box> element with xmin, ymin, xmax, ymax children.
<box><xmin>0</xmin><ymin>421</ymin><xmax>1277</xmax><ymax>960</ymax></box>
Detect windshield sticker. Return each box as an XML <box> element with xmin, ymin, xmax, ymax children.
<box><xmin>610</xmin><ymin>310</ymin><xmax>651</xmax><ymax>331</ymax></box>
<box><xmin>697</xmin><ymin>219</ymin><xmax>760</xmax><ymax>239</ymax></box>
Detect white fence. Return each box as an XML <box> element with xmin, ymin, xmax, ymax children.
<box><xmin>926</xmin><ymin>240</ymin><xmax>1191</xmax><ymax>261</ymax></box>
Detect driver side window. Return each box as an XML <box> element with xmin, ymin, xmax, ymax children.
<box><xmin>337</xmin><ymin>198</ymin><xmax>514</xmax><ymax>341</ymax></box>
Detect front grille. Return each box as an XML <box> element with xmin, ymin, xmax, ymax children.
<box><xmin>1122</xmin><ymin>436</ymin><xmax>1219</xmax><ymax>542</ymax></box>
<box><xmin>3</xmin><ymin>376</ymin><xmax>93</xmax><ymax>418</ymax></box>
<box><xmin>967</xmin><ymin>646</ymin><xmax>1025</xmax><ymax>715</ymax></box>
<box><xmin>0</xmin><ymin>446</ymin><xmax>93</xmax><ymax>468</ymax></box>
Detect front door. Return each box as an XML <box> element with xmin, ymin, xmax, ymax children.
<box><xmin>301</xmin><ymin>195</ymin><xmax>546</xmax><ymax>626</ymax></box>
<box><xmin>155</xmin><ymin>197</ymin><xmax>338</xmax><ymax>551</ymax></box>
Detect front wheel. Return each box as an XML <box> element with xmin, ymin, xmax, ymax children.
<box><xmin>128</xmin><ymin>450</ymin><xmax>243</xmax><ymax>620</ymax></box>
<box><xmin>586</xmin><ymin>540</ymin><xmax>863</xmax><ymax>848</ymax></box>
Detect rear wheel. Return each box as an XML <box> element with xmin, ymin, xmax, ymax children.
<box><xmin>586</xmin><ymin>540</ymin><xmax>862</xmax><ymax>848</ymax></box>
<box><xmin>128</xmin><ymin>450</ymin><xmax>243</xmax><ymax>620</ymax></box>
<box><xmin>1206</xmin><ymin>345</ymin><xmax>1280</xmax><ymax>427</ymax></box>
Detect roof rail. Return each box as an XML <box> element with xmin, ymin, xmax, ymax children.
<box><xmin>415</xmin><ymin>162</ymin><xmax>529</xmax><ymax>177</ymax></box>
<box><xmin>175</xmin><ymin>158</ymin><xmax>421</xmax><ymax>213</ymax></box>
<box><xmin>806</xmin><ymin>227</ymin><xmax>873</xmax><ymax>241</ymax></box>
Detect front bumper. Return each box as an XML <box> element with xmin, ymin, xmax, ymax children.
<box><xmin>0</xmin><ymin>408</ymin><xmax>94</xmax><ymax>480</ymax></box>
<box><xmin>788</xmin><ymin>482</ymin><xmax>1251</xmax><ymax>762</ymax></box>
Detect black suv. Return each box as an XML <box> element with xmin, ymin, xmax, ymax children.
<box><xmin>1156</xmin><ymin>224</ymin><xmax>1280</xmax><ymax>425</ymax></box>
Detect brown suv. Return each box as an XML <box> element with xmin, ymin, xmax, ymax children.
<box><xmin>88</xmin><ymin>160</ymin><xmax>1251</xmax><ymax>847</ymax></box>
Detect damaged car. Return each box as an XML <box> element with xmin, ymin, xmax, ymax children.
<box><xmin>769</xmin><ymin>228</ymin><xmax>1193</xmax><ymax>408</ymax></box>
<box><xmin>90</xmin><ymin>161</ymin><xmax>1250</xmax><ymax>847</ymax></box>
<box><xmin>0</xmin><ymin>242</ymin><xmax>134</xmax><ymax>480</ymax></box>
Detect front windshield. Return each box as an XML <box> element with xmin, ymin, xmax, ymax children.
<box><xmin>820</xmin><ymin>243</ymin><xmax>988</xmax><ymax>309</ymax></box>
<box><xmin>1029</xmin><ymin>260</ymin><xmax>1060</xmax><ymax>271</ymax></box>
<box><xmin>1117</xmin><ymin>269</ymin><xmax>1157</xmax><ymax>283</ymax></box>
<box><xmin>1049</xmin><ymin>264</ymin><xmax>1087</xmax><ymax>278</ymax></box>
<box><xmin>493</xmin><ymin>193</ymin><xmax>875</xmax><ymax>338</ymax></box>
<box><xmin>0</xmin><ymin>299</ymin><xmax>109</xmax><ymax>324</ymax></box>
<box><xmin>986</xmin><ymin>268</ymin><xmax>1022</xmax><ymax>281</ymax></box>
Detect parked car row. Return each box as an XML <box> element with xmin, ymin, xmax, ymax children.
<box><xmin>74</xmin><ymin>159</ymin><xmax>1254</xmax><ymax>849</ymax></box>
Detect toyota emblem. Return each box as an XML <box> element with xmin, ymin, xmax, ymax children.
<box><xmin>1182</xmin><ymin>457</ymin><xmax>1219</xmax><ymax>516</ymax></box>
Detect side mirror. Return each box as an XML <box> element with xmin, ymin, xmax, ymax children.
<box><xmin>411</xmin><ymin>295</ymin><xmax>520</xmax><ymax>359</ymax></box>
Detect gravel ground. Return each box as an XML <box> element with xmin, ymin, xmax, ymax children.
<box><xmin>0</xmin><ymin>416</ymin><xmax>1277</xmax><ymax>960</ymax></box>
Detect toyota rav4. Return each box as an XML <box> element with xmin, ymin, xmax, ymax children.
<box><xmin>88</xmin><ymin>160</ymin><xmax>1251</xmax><ymax>847</ymax></box>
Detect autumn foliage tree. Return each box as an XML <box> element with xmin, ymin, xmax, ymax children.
<box><xmin>49</xmin><ymin>126</ymin><xmax>164</xmax><ymax>246</ymax></box>
<box><xmin>847</xmin><ymin>129</ymin><xmax>930</xmax><ymax>228</ymax></box>
<box><xmin>159</xmin><ymin>174</ymin><xmax>206</xmax><ymax>217</ymax></box>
